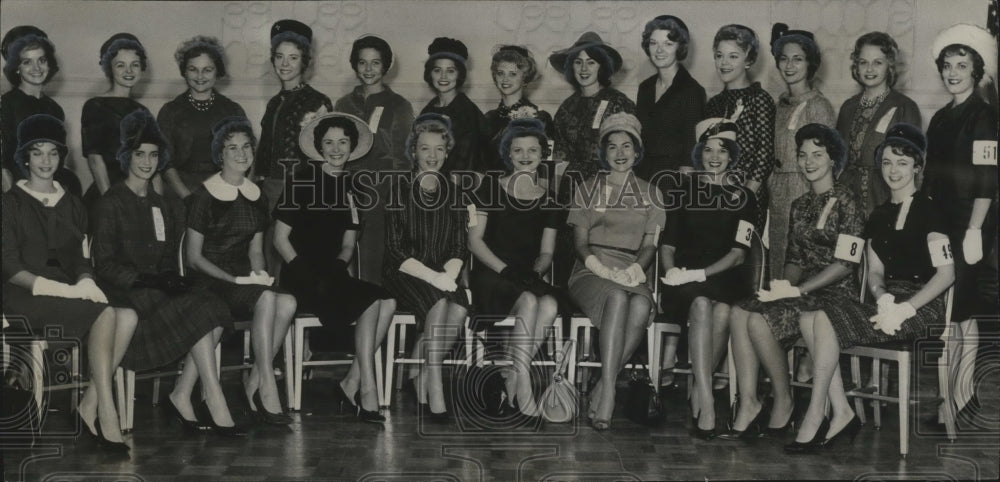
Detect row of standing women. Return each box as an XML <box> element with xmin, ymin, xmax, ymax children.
<box><xmin>2</xmin><ymin>14</ymin><xmax>996</xmax><ymax>450</ymax></box>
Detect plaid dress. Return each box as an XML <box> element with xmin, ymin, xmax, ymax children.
<box><xmin>93</xmin><ymin>183</ymin><xmax>232</xmax><ymax>370</ymax></box>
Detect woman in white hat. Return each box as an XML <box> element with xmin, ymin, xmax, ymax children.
<box><xmin>658</xmin><ymin>118</ymin><xmax>757</xmax><ymax>439</ymax></box>
<box><xmin>567</xmin><ymin>113</ymin><xmax>664</xmax><ymax>430</ymax></box>
<box><xmin>273</xmin><ymin>112</ymin><xmax>397</xmax><ymax>423</ymax></box>
<box><xmin>923</xmin><ymin>23</ymin><xmax>998</xmax><ymax>421</ymax></box>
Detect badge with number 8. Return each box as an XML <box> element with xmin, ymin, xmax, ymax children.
<box><xmin>834</xmin><ymin>234</ymin><xmax>864</xmax><ymax>263</ymax></box>
<box><xmin>735</xmin><ymin>219</ymin><xmax>753</xmax><ymax>247</ymax></box>
<box><xmin>928</xmin><ymin>237</ymin><xmax>954</xmax><ymax>267</ymax></box>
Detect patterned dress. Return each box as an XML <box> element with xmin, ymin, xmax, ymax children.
<box><xmin>567</xmin><ymin>173</ymin><xmax>665</xmax><ymax>329</ymax></box>
<box><xmin>93</xmin><ymin>183</ymin><xmax>232</xmax><ymax>370</ymax></box>
<box><xmin>736</xmin><ymin>184</ymin><xmax>865</xmax><ymax>350</ymax></box>
<box><xmin>381</xmin><ymin>177</ymin><xmax>469</xmax><ymax>329</ymax></box>
<box><xmin>818</xmin><ymin>195</ymin><xmax>948</xmax><ymax>349</ymax></box>
<box><xmin>768</xmin><ymin>88</ymin><xmax>836</xmax><ymax>279</ymax></box>
<box><xmin>552</xmin><ymin>87</ymin><xmax>636</xmax><ymax>185</ymax></box>
<box><xmin>483</xmin><ymin>98</ymin><xmax>554</xmax><ymax>174</ymax></box>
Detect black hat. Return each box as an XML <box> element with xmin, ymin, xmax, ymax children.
<box><xmin>14</xmin><ymin>114</ymin><xmax>67</xmax><ymax>177</ymax></box>
<box><xmin>100</xmin><ymin>32</ymin><xmax>139</xmax><ymax>59</ymax></box>
<box><xmin>653</xmin><ymin>15</ymin><xmax>689</xmax><ymax>36</ymax></box>
<box><xmin>427</xmin><ymin>37</ymin><xmax>468</xmax><ymax>65</ymax></box>
<box><xmin>548</xmin><ymin>32</ymin><xmax>623</xmax><ymax>74</ymax></box>
<box><xmin>875</xmin><ymin>123</ymin><xmax>927</xmax><ymax>166</ymax></box>
<box><xmin>117</xmin><ymin>110</ymin><xmax>169</xmax><ymax>173</ymax></box>
<box><xmin>2</xmin><ymin>25</ymin><xmax>46</xmax><ymax>60</ymax></box>
<box><xmin>770</xmin><ymin>23</ymin><xmax>815</xmax><ymax>47</ymax></box>
<box><xmin>271</xmin><ymin>19</ymin><xmax>312</xmax><ymax>43</ymax></box>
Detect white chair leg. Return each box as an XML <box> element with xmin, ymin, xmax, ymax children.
<box><xmin>851</xmin><ymin>355</ymin><xmax>866</xmax><ymax>425</ymax></box>
<box><xmin>727</xmin><ymin>342</ymin><xmax>737</xmax><ymax>408</ymax></box>
<box><xmin>30</xmin><ymin>341</ymin><xmax>45</xmax><ymax>413</ymax></box>
<box><xmin>115</xmin><ymin>367</ymin><xmax>126</xmax><ymax>430</ymax></box>
<box><xmin>125</xmin><ymin>369</ymin><xmax>135</xmax><ymax>431</ymax></box>
<box><xmin>293</xmin><ymin>320</ymin><xmax>305</xmax><ymax>411</ymax></box>
<box><xmin>283</xmin><ymin>331</ymin><xmax>294</xmax><ymax>410</ymax></box>
<box><xmin>938</xmin><ymin>329</ymin><xmax>958</xmax><ymax>440</ymax></box>
<box><xmin>384</xmin><ymin>320</ymin><xmax>399</xmax><ymax>407</ymax></box>
<box><xmin>872</xmin><ymin>358</ymin><xmax>882</xmax><ymax>429</ymax></box>
<box><xmin>898</xmin><ymin>355</ymin><xmax>910</xmax><ymax>458</ymax></box>
<box><xmin>648</xmin><ymin>327</ymin><xmax>660</xmax><ymax>388</ymax></box>
<box><xmin>71</xmin><ymin>345</ymin><xmax>80</xmax><ymax>411</ymax></box>
<box><xmin>375</xmin><ymin>346</ymin><xmax>385</xmax><ymax>407</ymax></box>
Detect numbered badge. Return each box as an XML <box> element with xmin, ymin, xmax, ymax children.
<box><xmin>972</xmin><ymin>140</ymin><xmax>998</xmax><ymax>166</ymax></box>
<box><xmin>928</xmin><ymin>237</ymin><xmax>954</xmax><ymax>267</ymax></box>
<box><xmin>735</xmin><ymin>219</ymin><xmax>754</xmax><ymax>247</ymax></box>
<box><xmin>834</xmin><ymin>233</ymin><xmax>864</xmax><ymax>263</ymax></box>
<box><xmin>151</xmin><ymin>206</ymin><xmax>166</xmax><ymax>242</ymax></box>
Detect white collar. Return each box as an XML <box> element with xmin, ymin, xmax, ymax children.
<box><xmin>17</xmin><ymin>179</ymin><xmax>65</xmax><ymax>206</ymax></box>
<box><xmin>202</xmin><ymin>173</ymin><xmax>260</xmax><ymax>201</ymax></box>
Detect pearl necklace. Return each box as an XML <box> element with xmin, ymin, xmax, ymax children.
<box><xmin>187</xmin><ymin>91</ymin><xmax>216</xmax><ymax>112</ymax></box>
<box><xmin>859</xmin><ymin>89</ymin><xmax>889</xmax><ymax>109</ymax></box>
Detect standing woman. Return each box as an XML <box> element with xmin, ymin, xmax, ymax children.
<box><xmin>81</xmin><ymin>33</ymin><xmax>152</xmax><ymax>208</ymax></box>
<box><xmin>382</xmin><ymin>113</ymin><xmax>470</xmax><ymax>418</ymax></box>
<box><xmin>468</xmin><ymin>118</ymin><xmax>563</xmax><ymax>417</ymax></box>
<box><xmin>635</xmin><ymin>15</ymin><xmax>706</xmax><ymax>181</ymax></box>
<box><xmin>185</xmin><ymin>116</ymin><xmax>297</xmax><ymax>424</ymax></box>
<box><xmin>2</xmin><ymin>114</ymin><xmax>137</xmax><ymax>450</ymax></box>
<box><xmin>483</xmin><ymin>45</ymin><xmax>553</xmax><ymax>173</ymax></box>
<box><xmin>419</xmin><ymin>37</ymin><xmax>488</xmax><ymax>174</ymax></box>
<box><xmin>789</xmin><ymin>125</ymin><xmax>953</xmax><ymax>453</ymax></box>
<box><xmin>659</xmin><ymin>119</ymin><xmax>757</xmax><ymax>438</ymax></box>
<box><xmin>724</xmin><ymin>124</ymin><xmax>863</xmax><ymax>441</ymax></box>
<box><xmin>92</xmin><ymin>111</ymin><xmax>243</xmax><ymax>436</ymax></box>
<box><xmin>767</xmin><ymin>24</ymin><xmax>836</xmax><ymax>279</ymax></box>
<box><xmin>1</xmin><ymin>26</ymin><xmax>81</xmax><ymax>196</ymax></box>
<box><xmin>567</xmin><ymin>113</ymin><xmax>664</xmax><ymax>430</ymax></box>
<box><xmin>923</xmin><ymin>24</ymin><xmax>998</xmax><ymax>418</ymax></box>
<box><xmin>273</xmin><ymin>112</ymin><xmax>397</xmax><ymax>423</ymax></box>
<box><xmin>157</xmin><ymin>36</ymin><xmax>247</xmax><ymax>200</ymax></box>
<box><xmin>836</xmin><ymin>32</ymin><xmax>921</xmax><ymax>215</ymax></box>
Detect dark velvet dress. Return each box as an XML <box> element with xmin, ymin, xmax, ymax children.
<box><xmin>275</xmin><ymin>167</ymin><xmax>392</xmax><ymax>327</ymax></box>
<box><xmin>80</xmin><ymin>97</ymin><xmax>151</xmax><ymax>206</ymax></box>
<box><xmin>93</xmin><ymin>183</ymin><xmax>232</xmax><ymax>370</ymax></box>
<box><xmin>634</xmin><ymin>66</ymin><xmax>706</xmax><ymax>181</ymax></box>
<box><xmin>1</xmin><ymin>89</ymin><xmax>82</xmax><ymax>197</ymax></box>
<box><xmin>420</xmin><ymin>93</ymin><xmax>489</xmax><ymax>174</ymax></box>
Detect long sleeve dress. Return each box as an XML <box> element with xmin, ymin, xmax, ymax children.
<box><xmin>483</xmin><ymin>98</ymin><xmax>554</xmax><ymax>174</ymax></box>
<box><xmin>634</xmin><ymin>66</ymin><xmax>706</xmax><ymax>181</ymax></box>
<box><xmin>381</xmin><ymin>177</ymin><xmax>469</xmax><ymax>329</ymax></box>
<box><xmin>2</xmin><ymin>182</ymin><xmax>107</xmax><ymax>338</ymax></box>
<box><xmin>736</xmin><ymin>183</ymin><xmax>865</xmax><ymax>349</ymax></box>
<box><xmin>567</xmin><ymin>173</ymin><xmax>665</xmax><ymax>329</ymax></box>
<box><xmin>768</xmin><ymin>88</ymin><xmax>837</xmax><ymax>278</ymax></box>
<box><xmin>93</xmin><ymin>182</ymin><xmax>232</xmax><ymax>370</ymax></box>
<box><xmin>552</xmin><ymin>87</ymin><xmax>637</xmax><ymax>186</ymax></box>
<box><xmin>80</xmin><ymin>97</ymin><xmax>151</xmax><ymax>207</ymax></box>
<box><xmin>420</xmin><ymin>93</ymin><xmax>489</xmax><ymax>174</ymax></box>
<box><xmin>1</xmin><ymin>89</ymin><xmax>82</xmax><ymax>197</ymax></box>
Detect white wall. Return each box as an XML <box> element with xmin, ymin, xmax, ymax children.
<box><xmin>1</xmin><ymin>0</ymin><xmax>992</xmax><ymax>188</ymax></box>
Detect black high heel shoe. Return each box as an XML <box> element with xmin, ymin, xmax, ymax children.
<box><xmin>690</xmin><ymin>416</ymin><xmax>717</xmax><ymax>440</ymax></box>
<box><xmin>74</xmin><ymin>408</ymin><xmax>99</xmax><ymax>441</ymax></box>
<box><xmin>332</xmin><ymin>382</ymin><xmax>357</xmax><ymax>414</ymax></box>
<box><xmin>198</xmin><ymin>400</ymin><xmax>247</xmax><ymax>437</ymax></box>
<box><xmin>354</xmin><ymin>392</ymin><xmax>386</xmax><ymax>423</ymax></box>
<box><xmin>784</xmin><ymin>418</ymin><xmax>830</xmax><ymax>454</ymax></box>
<box><xmin>762</xmin><ymin>403</ymin><xmax>797</xmax><ymax>437</ymax></box>
<box><xmin>163</xmin><ymin>398</ymin><xmax>203</xmax><ymax>433</ymax></box>
<box><xmin>822</xmin><ymin>415</ymin><xmax>861</xmax><ymax>447</ymax></box>
<box><xmin>93</xmin><ymin>418</ymin><xmax>130</xmax><ymax>453</ymax></box>
<box><xmin>251</xmin><ymin>391</ymin><xmax>292</xmax><ymax>425</ymax></box>
<box><xmin>718</xmin><ymin>404</ymin><xmax>766</xmax><ymax>441</ymax></box>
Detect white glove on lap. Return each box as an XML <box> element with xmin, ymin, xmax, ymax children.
<box><xmin>870</xmin><ymin>301</ymin><xmax>916</xmax><ymax>335</ymax></box>
<box><xmin>585</xmin><ymin>255</ymin><xmax>614</xmax><ymax>280</ymax></box>
<box><xmin>32</xmin><ymin>277</ymin><xmax>76</xmax><ymax>299</ymax></box>
<box><xmin>661</xmin><ymin>267</ymin><xmax>684</xmax><ymax>286</ymax></box>
<box><xmin>758</xmin><ymin>279</ymin><xmax>800</xmax><ymax>302</ymax></box>
<box><xmin>236</xmin><ymin>271</ymin><xmax>274</xmax><ymax>286</ymax></box>
<box><xmin>876</xmin><ymin>293</ymin><xmax>896</xmax><ymax>314</ymax></box>
<box><xmin>75</xmin><ymin>278</ymin><xmax>108</xmax><ymax>304</ymax></box>
<box><xmin>622</xmin><ymin>263</ymin><xmax>646</xmax><ymax>287</ymax></box>
<box><xmin>963</xmin><ymin>229</ymin><xmax>983</xmax><ymax>264</ymax></box>
<box><xmin>443</xmin><ymin>258</ymin><xmax>464</xmax><ymax>280</ymax></box>
<box><xmin>430</xmin><ymin>272</ymin><xmax>458</xmax><ymax>292</ymax></box>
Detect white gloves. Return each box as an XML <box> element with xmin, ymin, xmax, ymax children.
<box><xmin>585</xmin><ymin>255</ymin><xmax>614</xmax><ymax>279</ymax></box>
<box><xmin>74</xmin><ymin>278</ymin><xmax>109</xmax><ymax>304</ymax></box>
<box><xmin>399</xmin><ymin>258</ymin><xmax>457</xmax><ymax>292</ymax></box>
<box><xmin>32</xmin><ymin>277</ymin><xmax>108</xmax><ymax>304</ymax></box>
<box><xmin>963</xmin><ymin>228</ymin><xmax>983</xmax><ymax>264</ymax></box>
<box><xmin>870</xmin><ymin>301</ymin><xmax>916</xmax><ymax>335</ymax></box>
<box><xmin>443</xmin><ymin>258</ymin><xmax>464</xmax><ymax>280</ymax></box>
<box><xmin>660</xmin><ymin>267</ymin><xmax>706</xmax><ymax>286</ymax></box>
<box><xmin>757</xmin><ymin>279</ymin><xmax>801</xmax><ymax>302</ymax></box>
<box><xmin>235</xmin><ymin>271</ymin><xmax>274</xmax><ymax>286</ymax></box>
<box><xmin>876</xmin><ymin>293</ymin><xmax>895</xmax><ymax>313</ymax></box>
<box><xmin>619</xmin><ymin>263</ymin><xmax>646</xmax><ymax>287</ymax></box>
<box><xmin>429</xmin><ymin>272</ymin><xmax>458</xmax><ymax>292</ymax></box>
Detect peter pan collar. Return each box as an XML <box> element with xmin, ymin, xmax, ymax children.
<box><xmin>203</xmin><ymin>173</ymin><xmax>260</xmax><ymax>201</ymax></box>
<box><xmin>17</xmin><ymin>179</ymin><xmax>65</xmax><ymax>206</ymax></box>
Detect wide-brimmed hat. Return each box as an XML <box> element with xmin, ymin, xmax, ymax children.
<box><xmin>548</xmin><ymin>32</ymin><xmax>623</xmax><ymax>73</ymax></box>
<box><xmin>695</xmin><ymin>118</ymin><xmax>738</xmax><ymax>143</ymax></box>
<box><xmin>117</xmin><ymin>110</ymin><xmax>169</xmax><ymax>173</ymax></box>
<box><xmin>299</xmin><ymin>112</ymin><xmax>373</xmax><ymax>162</ymax></box>
<box><xmin>931</xmin><ymin>23</ymin><xmax>997</xmax><ymax>86</ymax></box>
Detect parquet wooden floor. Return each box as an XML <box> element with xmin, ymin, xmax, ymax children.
<box><xmin>4</xmin><ymin>345</ymin><xmax>998</xmax><ymax>481</ymax></box>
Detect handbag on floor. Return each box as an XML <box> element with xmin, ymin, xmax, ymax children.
<box><xmin>539</xmin><ymin>339</ymin><xmax>577</xmax><ymax>423</ymax></box>
<box><xmin>624</xmin><ymin>367</ymin><xmax>663</xmax><ymax>426</ymax></box>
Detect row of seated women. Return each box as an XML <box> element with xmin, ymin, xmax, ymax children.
<box><xmin>2</xmin><ymin>16</ymin><xmax>995</xmax><ymax>452</ymax></box>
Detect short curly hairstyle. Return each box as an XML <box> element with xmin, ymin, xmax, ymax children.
<box><xmin>850</xmin><ymin>32</ymin><xmax>900</xmax><ymax>88</ymax></box>
<box><xmin>691</xmin><ymin>138</ymin><xmax>741</xmax><ymax>171</ymax></box>
<box><xmin>313</xmin><ymin>116</ymin><xmax>359</xmax><ymax>155</ymax></box>
<box><xmin>714</xmin><ymin>24</ymin><xmax>759</xmax><ymax>65</ymax></box>
<box><xmin>794</xmin><ymin>123</ymin><xmax>847</xmax><ymax>176</ymax></box>
<box><xmin>270</xmin><ymin>32</ymin><xmax>311</xmax><ymax>72</ymax></box>
<box><xmin>641</xmin><ymin>16</ymin><xmax>690</xmax><ymax>62</ymax></box>
<box><xmin>598</xmin><ymin>130</ymin><xmax>645</xmax><ymax>171</ymax></box>
<box><xmin>771</xmin><ymin>34</ymin><xmax>821</xmax><ymax>81</ymax></box>
<box><xmin>491</xmin><ymin>45</ymin><xmax>539</xmax><ymax>84</ymax></box>
<box><xmin>100</xmin><ymin>38</ymin><xmax>147</xmax><ymax>80</ymax></box>
<box><xmin>498</xmin><ymin>118</ymin><xmax>550</xmax><ymax>171</ymax></box>
<box><xmin>562</xmin><ymin>45</ymin><xmax>615</xmax><ymax>89</ymax></box>
<box><xmin>3</xmin><ymin>34</ymin><xmax>59</xmax><ymax>86</ymax></box>
<box><xmin>175</xmin><ymin>35</ymin><xmax>227</xmax><ymax>79</ymax></box>
<box><xmin>210</xmin><ymin>116</ymin><xmax>257</xmax><ymax>168</ymax></box>
<box><xmin>350</xmin><ymin>35</ymin><xmax>392</xmax><ymax>74</ymax></box>
<box><xmin>935</xmin><ymin>43</ymin><xmax>986</xmax><ymax>85</ymax></box>
<box><xmin>405</xmin><ymin>114</ymin><xmax>455</xmax><ymax>166</ymax></box>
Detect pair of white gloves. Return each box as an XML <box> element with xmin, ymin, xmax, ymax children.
<box><xmin>660</xmin><ymin>267</ymin><xmax>706</xmax><ymax>286</ymax></box>
<box><xmin>400</xmin><ymin>258</ymin><xmax>463</xmax><ymax>292</ymax></box>
<box><xmin>757</xmin><ymin>279</ymin><xmax>801</xmax><ymax>302</ymax></box>
<box><xmin>32</xmin><ymin>277</ymin><xmax>108</xmax><ymax>304</ymax></box>
<box><xmin>964</xmin><ymin>228</ymin><xmax>983</xmax><ymax>264</ymax></box>
<box><xmin>869</xmin><ymin>293</ymin><xmax>916</xmax><ymax>335</ymax></box>
<box><xmin>235</xmin><ymin>271</ymin><xmax>275</xmax><ymax>286</ymax></box>
<box><xmin>586</xmin><ymin>256</ymin><xmax>646</xmax><ymax>287</ymax></box>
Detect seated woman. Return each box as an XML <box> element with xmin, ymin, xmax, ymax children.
<box><xmin>382</xmin><ymin>113</ymin><xmax>470</xmax><ymax>418</ymax></box>
<box><xmin>92</xmin><ymin>110</ymin><xmax>242</xmax><ymax>436</ymax></box>
<box><xmin>185</xmin><ymin>116</ymin><xmax>297</xmax><ymax>425</ymax></box>
<box><xmin>1</xmin><ymin>114</ymin><xmax>137</xmax><ymax>450</ymax></box>
<box><xmin>273</xmin><ymin>112</ymin><xmax>396</xmax><ymax>423</ymax></box>
<box><xmin>789</xmin><ymin>124</ymin><xmax>954</xmax><ymax>453</ymax></box>
<box><xmin>567</xmin><ymin>113</ymin><xmax>665</xmax><ymax>430</ymax></box>
<box><xmin>468</xmin><ymin>118</ymin><xmax>564</xmax><ymax>417</ymax></box>
<box><xmin>659</xmin><ymin>118</ymin><xmax>757</xmax><ymax>439</ymax></box>
<box><xmin>724</xmin><ymin>124</ymin><xmax>864</xmax><ymax>441</ymax></box>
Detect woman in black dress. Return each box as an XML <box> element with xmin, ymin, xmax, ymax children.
<box><xmin>2</xmin><ymin>114</ymin><xmax>137</xmax><ymax>450</ymax></box>
<box><xmin>469</xmin><ymin>118</ymin><xmax>563</xmax><ymax>417</ymax></box>
<box><xmin>382</xmin><ymin>113</ymin><xmax>470</xmax><ymax>418</ymax></box>
<box><xmin>273</xmin><ymin>112</ymin><xmax>396</xmax><ymax>423</ymax></box>
<box><xmin>1</xmin><ymin>26</ymin><xmax>81</xmax><ymax>196</ymax></box>
<box><xmin>788</xmin><ymin>124</ymin><xmax>954</xmax><ymax>453</ymax></box>
<box><xmin>185</xmin><ymin>117</ymin><xmax>297</xmax><ymax>425</ymax></box>
<box><xmin>483</xmin><ymin>45</ymin><xmax>553</xmax><ymax>173</ymax></box>
<box><xmin>419</xmin><ymin>37</ymin><xmax>488</xmax><ymax>175</ymax></box>
<box><xmin>82</xmin><ymin>33</ymin><xmax>152</xmax><ymax>208</ymax></box>
<box><xmin>157</xmin><ymin>36</ymin><xmax>247</xmax><ymax>200</ymax></box>
<box><xmin>723</xmin><ymin>124</ymin><xmax>864</xmax><ymax>441</ymax></box>
<box><xmin>659</xmin><ymin>119</ymin><xmax>757</xmax><ymax>438</ymax></box>
<box><xmin>923</xmin><ymin>24</ymin><xmax>998</xmax><ymax>418</ymax></box>
<box><xmin>93</xmin><ymin>110</ymin><xmax>242</xmax><ymax>436</ymax></box>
